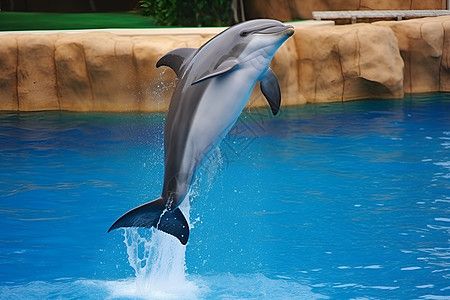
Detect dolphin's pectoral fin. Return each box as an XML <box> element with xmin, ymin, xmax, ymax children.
<box><xmin>156</xmin><ymin>48</ymin><xmax>197</xmax><ymax>78</ymax></box>
<box><xmin>108</xmin><ymin>197</ymin><xmax>190</xmax><ymax>245</ymax></box>
<box><xmin>192</xmin><ymin>59</ymin><xmax>239</xmax><ymax>85</ymax></box>
<box><xmin>260</xmin><ymin>68</ymin><xmax>281</xmax><ymax>115</ymax></box>
<box><xmin>157</xmin><ymin>208</ymin><xmax>189</xmax><ymax>245</ymax></box>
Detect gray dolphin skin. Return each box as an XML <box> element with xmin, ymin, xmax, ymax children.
<box><xmin>108</xmin><ymin>19</ymin><xmax>294</xmax><ymax>244</ymax></box>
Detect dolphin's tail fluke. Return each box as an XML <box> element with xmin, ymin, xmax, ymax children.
<box><xmin>108</xmin><ymin>197</ymin><xmax>189</xmax><ymax>245</ymax></box>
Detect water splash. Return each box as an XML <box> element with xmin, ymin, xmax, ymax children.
<box><xmin>189</xmin><ymin>147</ymin><xmax>225</xmax><ymax>230</ymax></box>
<box><xmin>106</xmin><ymin>147</ymin><xmax>226</xmax><ymax>299</ymax></box>
<box><xmin>195</xmin><ymin>147</ymin><xmax>225</xmax><ymax>194</ymax></box>
<box><xmin>0</xmin><ymin>273</ymin><xmax>327</xmax><ymax>300</ymax></box>
<box><xmin>110</xmin><ymin>199</ymin><xmax>201</xmax><ymax>299</ymax></box>
<box><xmin>151</xmin><ymin>68</ymin><xmax>177</xmax><ymax>108</ymax></box>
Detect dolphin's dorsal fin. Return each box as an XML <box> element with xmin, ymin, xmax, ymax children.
<box><xmin>156</xmin><ymin>48</ymin><xmax>197</xmax><ymax>78</ymax></box>
<box><xmin>260</xmin><ymin>68</ymin><xmax>281</xmax><ymax>115</ymax></box>
<box><xmin>192</xmin><ymin>59</ymin><xmax>239</xmax><ymax>85</ymax></box>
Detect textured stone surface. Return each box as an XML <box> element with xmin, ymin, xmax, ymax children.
<box><xmin>17</xmin><ymin>35</ymin><xmax>59</xmax><ymax>111</ymax></box>
<box><xmin>55</xmin><ymin>35</ymin><xmax>93</xmax><ymax>111</ymax></box>
<box><xmin>8</xmin><ymin>33</ymin><xmax>212</xmax><ymax>112</ymax></box>
<box><xmin>0</xmin><ymin>36</ymin><xmax>18</xmax><ymax>111</ymax></box>
<box><xmin>295</xmin><ymin>23</ymin><xmax>404</xmax><ymax>103</ymax></box>
<box><xmin>376</xmin><ymin>16</ymin><xmax>450</xmax><ymax>93</ymax></box>
<box><xmin>245</xmin><ymin>0</ymin><xmax>445</xmax><ymax>20</ymax></box>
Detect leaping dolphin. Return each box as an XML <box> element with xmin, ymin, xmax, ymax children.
<box><xmin>108</xmin><ymin>19</ymin><xmax>294</xmax><ymax>244</ymax></box>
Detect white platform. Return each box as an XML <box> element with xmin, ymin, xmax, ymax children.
<box><xmin>313</xmin><ymin>10</ymin><xmax>450</xmax><ymax>22</ymax></box>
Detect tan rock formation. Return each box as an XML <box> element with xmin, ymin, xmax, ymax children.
<box><xmin>244</xmin><ymin>0</ymin><xmax>445</xmax><ymax>21</ymax></box>
<box><xmin>295</xmin><ymin>23</ymin><xmax>404</xmax><ymax>103</ymax></box>
<box><xmin>55</xmin><ymin>35</ymin><xmax>94</xmax><ymax>111</ymax></box>
<box><xmin>14</xmin><ymin>32</ymin><xmax>212</xmax><ymax>112</ymax></box>
<box><xmin>17</xmin><ymin>35</ymin><xmax>60</xmax><ymax>111</ymax></box>
<box><xmin>375</xmin><ymin>16</ymin><xmax>450</xmax><ymax>93</ymax></box>
<box><xmin>0</xmin><ymin>36</ymin><xmax>18</xmax><ymax>111</ymax></box>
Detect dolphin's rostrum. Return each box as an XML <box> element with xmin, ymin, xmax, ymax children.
<box><xmin>108</xmin><ymin>19</ymin><xmax>294</xmax><ymax>244</ymax></box>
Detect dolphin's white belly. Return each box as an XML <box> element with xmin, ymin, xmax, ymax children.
<box><xmin>181</xmin><ymin>65</ymin><xmax>260</xmax><ymax>179</ymax></box>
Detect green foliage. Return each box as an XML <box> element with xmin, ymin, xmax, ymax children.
<box><xmin>0</xmin><ymin>12</ymin><xmax>156</xmax><ymax>31</ymax></box>
<box><xmin>138</xmin><ymin>0</ymin><xmax>233</xmax><ymax>27</ymax></box>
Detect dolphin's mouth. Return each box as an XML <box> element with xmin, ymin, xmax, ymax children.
<box><xmin>240</xmin><ymin>24</ymin><xmax>294</xmax><ymax>37</ymax></box>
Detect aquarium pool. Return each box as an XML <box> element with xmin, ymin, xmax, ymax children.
<box><xmin>0</xmin><ymin>94</ymin><xmax>449</xmax><ymax>299</ymax></box>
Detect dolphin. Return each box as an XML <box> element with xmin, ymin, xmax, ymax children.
<box><xmin>108</xmin><ymin>19</ymin><xmax>294</xmax><ymax>244</ymax></box>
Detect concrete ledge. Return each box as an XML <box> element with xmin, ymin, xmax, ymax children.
<box><xmin>314</xmin><ymin>10</ymin><xmax>450</xmax><ymax>21</ymax></box>
<box><xmin>314</xmin><ymin>10</ymin><xmax>450</xmax><ymax>24</ymax></box>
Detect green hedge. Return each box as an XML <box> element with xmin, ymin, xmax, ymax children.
<box><xmin>138</xmin><ymin>0</ymin><xmax>233</xmax><ymax>26</ymax></box>
<box><xmin>0</xmin><ymin>12</ymin><xmax>157</xmax><ymax>31</ymax></box>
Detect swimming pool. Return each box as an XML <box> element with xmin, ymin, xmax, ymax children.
<box><xmin>0</xmin><ymin>94</ymin><xmax>449</xmax><ymax>299</ymax></box>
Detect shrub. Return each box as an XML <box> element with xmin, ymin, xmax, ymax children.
<box><xmin>138</xmin><ymin>0</ymin><xmax>233</xmax><ymax>27</ymax></box>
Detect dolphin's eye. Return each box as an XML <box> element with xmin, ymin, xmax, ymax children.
<box><xmin>240</xmin><ymin>31</ymin><xmax>249</xmax><ymax>37</ymax></box>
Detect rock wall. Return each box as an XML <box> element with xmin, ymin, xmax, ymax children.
<box><xmin>0</xmin><ymin>32</ymin><xmax>211</xmax><ymax>112</ymax></box>
<box><xmin>295</xmin><ymin>23</ymin><xmax>404</xmax><ymax>103</ymax></box>
<box><xmin>375</xmin><ymin>16</ymin><xmax>450</xmax><ymax>93</ymax></box>
<box><xmin>0</xmin><ymin>16</ymin><xmax>450</xmax><ymax>112</ymax></box>
<box><xmin>244</xmin><ymin>0</ymin><xmax>446</xmax><ymax>21</ymax></box>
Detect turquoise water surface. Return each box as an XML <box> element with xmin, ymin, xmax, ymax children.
<box><xmin>0</xmin><ymin>94</ymin><xmax>449</xmax><ymax>299</ymax></box>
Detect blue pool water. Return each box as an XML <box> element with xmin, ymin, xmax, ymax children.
<box><xmin>0</xmin><ymin>94</ymin><xmax>449</xmax><ymax>299</ymax></box>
